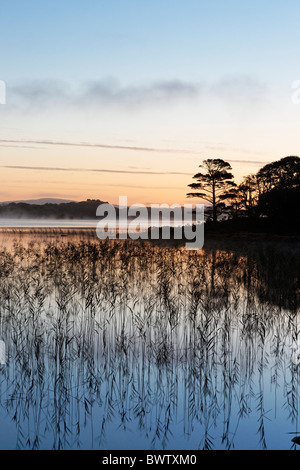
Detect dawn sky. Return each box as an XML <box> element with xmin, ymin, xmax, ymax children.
<box><xmin>1</xmin><ymin>0</ymin><xmax>300</xmax><ymax>204</ymax></box>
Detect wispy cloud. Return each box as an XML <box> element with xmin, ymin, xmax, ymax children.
<box><xmin>209</xmin><ymin>75</ymin><xmax>268</xmax><ymax>108</ymax></box>
<box><xmin>0</xmin><ymin>139</ymin><xmax>270</xmax><ymax>165</ymax></box>
<box><xmin>0</xmin><ymin>144</ymin><xmax>42</xmax><ymax>149</ymax></box>
<box><xmin>5</xmin><ymin>75</ymin><xmax>269</xmax><ymax>115</ymax></box>
<box><xmin>1</xmin><ymin>164</ymin><xmax>191</xmax><ymax>176</ymax></box>
<box><xmin>0</xmin><ymin>138</ymin><xmax>195</xmax><ymax>154</ymax></box>
<box><xmin>225</xmin><ymin>159</ymin><xmax>269</xmax><ymax>165</ymax></box>
<box><xmin>7</xmin><ymin>78</ymin><xmax>199</xmax><ymax>113</ymax></box>
<box><xmin>83</xmin><ymin>79</ymin><xmax>199</xmax><ymax>108</ymax></box>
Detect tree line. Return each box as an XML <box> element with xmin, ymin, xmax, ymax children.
<box><xmin>0</xmin><ymin>199</ymin><xmax>108</xmax><ymax>219</ymax></box>
<box><xmin>187</xmin><ymin>156</ymin><xmax>300</xmax><ymax>231</ymax></box>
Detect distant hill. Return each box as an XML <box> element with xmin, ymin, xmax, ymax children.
<box><xmin>0</xmin><ymin>199</ymin><xmax>108</xmax><ymax>219</ymax></box>
<box><xmin>0</xmin><ymin>198</ymin><xmax>76</xmax><ymax>205</ymax></box>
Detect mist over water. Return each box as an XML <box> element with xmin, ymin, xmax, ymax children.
<box><xmin>0</xmin><ymin>219</ymin><xmax>98</xmax><ymax>228</ymax></box>
<box><xmin>0</xmin><ymin>233</ymin><xmax>299</xmax><ymax>450</ymax></box>
<box><xmin>0</xmin><ymin>216</ymin><xmax>188</xmax><ymax>229</ymax></box>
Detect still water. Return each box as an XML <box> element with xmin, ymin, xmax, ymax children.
<box><xmin>0</xmin><ymin>232</ymin><xmax>299</xmax><ymax>450</ymax></box>
<box><xmin>0</xmin><ymin>219</ymin><xmax>98</xmax><ymax>228</ymax></box>
<box><xmin>0</xmin><ymin>217</ymin><xmax>187</xmax><ymax>229</ymax></box>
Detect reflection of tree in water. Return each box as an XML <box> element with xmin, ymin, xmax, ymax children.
<box><xmin>0</xmin><ymin>238</ymin><xmax>299</xmax><ymax>449</ymax></box>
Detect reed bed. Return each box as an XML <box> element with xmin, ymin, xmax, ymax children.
<box><xmin>0</xmin><ymin>234</ymin><xmax>299</xmax><ymax>449</ymax></box>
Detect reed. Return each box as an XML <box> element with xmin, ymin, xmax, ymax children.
<box><xmin>0</xmin><ymin>233</ymin><xmax>299</xmax><ymax>449</ymax></box>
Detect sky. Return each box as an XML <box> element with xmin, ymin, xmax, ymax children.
<box><xmin>0</xmin><ymin>0</ymin><xmax>300</xmax><ymax>205</ymax></box>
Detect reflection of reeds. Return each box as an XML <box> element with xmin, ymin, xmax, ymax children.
<box><xmin>0</xmin><ymin>235</ymin><xmax>299</xmax><ymax>449</ymax></box>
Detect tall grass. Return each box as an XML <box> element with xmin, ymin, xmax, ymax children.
<box><xmin>0</xmin><ymin>233</ymin><xmax>299</xmax><ymax>449</ymax></box>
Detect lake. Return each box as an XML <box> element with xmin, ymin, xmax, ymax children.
<box><xmin>0</xmin><ymin>218</ymin><xmax>98</xmax><ymax>228</ymax></box>
<box><xmin>0</xmin><ymin>231</ymin><xmax>299</xmax><ymax>450</ymax></box>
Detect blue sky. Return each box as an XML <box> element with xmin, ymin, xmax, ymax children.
<box><xmin>0</xmin><ymin>0</ymin><xmax>300</xmax><ymax>203</ymax></box>
<box><xmin>2</xmin><ymin>0</ymin><xmax>299</xmax><ymax>82</ymax></box>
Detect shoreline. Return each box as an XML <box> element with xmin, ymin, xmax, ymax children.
<box><xmin>0</xmin><ymin>226</ymin><xmax>299</xmax><ymax>250</ymax></box>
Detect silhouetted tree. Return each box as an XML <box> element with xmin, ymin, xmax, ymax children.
<box><xmin>187</xmin><ymin>159</ymin><xmax>236</xmax><ymax>222</ymax></box>
<box><xmin>256</xmin><ymin>156</ymin><xmax>300</xmax><ymax>229</ymax></box>
<box><xmin>220</xmin><ymin>174</ymin><xmax>259</xmax><ymax>219</ymax></box>
<box><xmin>256</xmin><ymin>156</ymin><xmax>300</xmax><ymax>194</ymax></box>
<box><xmin>238</xmin><ymin>175</ymin><xmax>259</xmax><ymax>218</ymax></box>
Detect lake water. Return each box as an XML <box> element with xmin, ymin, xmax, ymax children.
<box><xmin>0</xmin><ymin>215</ymin><xmax>197</xmax><ymax>230</ymax></box>
<box><xmin>0</xmin><ymin>233</ymin><xmax>299</xmax><ymax>450</ymax></box>
<box><xmin>0</xmin><ymin>218</ymin><xmax>98</xmax><ymax>228</ymax></box>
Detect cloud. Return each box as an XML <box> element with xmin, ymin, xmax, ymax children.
<box><xmin>0</xmin><ymin>144</ymin><xmax>42</xmax><ymax>149</ymax></box>
<box><xmin>226</xmin><ymin>159</ymin><xmax>269</xmax><ymax>165</ymax></box>
<box><xmin>102</xmin><ymin>183</ymin><xmax>182</xmax><ymax>190</ymax></box>
<box><xmin>4</xmin><ymin>75</ymin><xmax>269</xmax><ymax>115</ymax></box>
<box><xmin>209</xmin><ymin>75</ymin><xmax>268</xmax><ymax>107</ymax></box>
<box><xmin>83</xmin><ymin>79</ymin><xmax>198</xmax><ymax>108</ymax></box>
<box><xmin>1</xmin><ymin>164</ymin><xmax>191</xmax><ymax>176</ymax></box>
<box><xmin>0</xmin><ymin>138</ymin><xmax>196</xmax><ymax>154</ymax></box>
<box><xmin>7</xmin><ymin>78</ymin><xmax>199</xmax><ymax>114</ymax></box>
<box><xmin>0</xmin><ymin>139</ymin><xmax>271</xmax><ymax>167</ymax></box>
